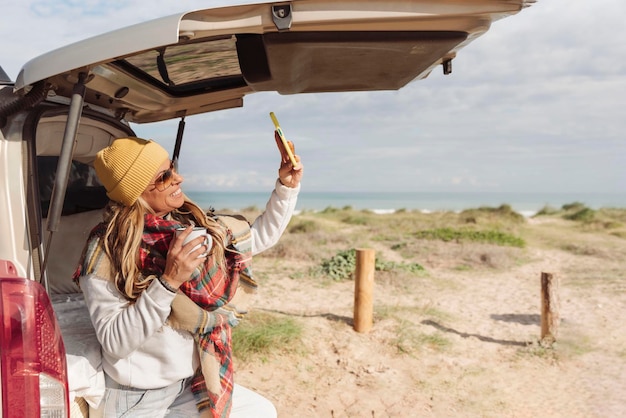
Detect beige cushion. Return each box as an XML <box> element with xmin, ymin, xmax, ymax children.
<box><xmin>46</xmin><ymin>210</ymin><xmax>103</xmax><ymax>294</ymax></box>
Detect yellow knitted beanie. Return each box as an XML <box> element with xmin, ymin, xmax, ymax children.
<box><xmin>95</xmin><ymin>137</ymin><xmax>169</xmax><ymax>206</ymax></box>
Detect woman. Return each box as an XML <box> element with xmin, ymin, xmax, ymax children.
<box><xmin>74</xmin><ymin>135</ymin><xmax>302</xmax><ymax>417</ymax></box>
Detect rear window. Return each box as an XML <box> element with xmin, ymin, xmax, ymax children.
<box><xmin>120</xmin><ymin>35</ymin><xmax>245</xmax><ymax>93</ymax></box>
<box><xmin>38</xmin><ymin>157</ymin><xmax>108</xmax><ymax>217</ymax></box>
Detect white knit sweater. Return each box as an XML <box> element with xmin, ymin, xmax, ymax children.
<box><xmin>80</xmin><ymin>180</ymin><xmax>299</xmax><ymax>389</ymax></box>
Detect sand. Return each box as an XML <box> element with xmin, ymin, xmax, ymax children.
<box><xmin>231</xmin><ymin>210</ymin><xmax>626</xmax><ymax>418</ymax></box>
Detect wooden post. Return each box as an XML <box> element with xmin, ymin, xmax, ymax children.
<box><xmin>354</xmin><ymin>248</ymin><xmax>375</xmax><ymax>333</ymax></box>
<box><xmin>540</xmin><ymin>272</ymin><xmax>560</xmax><ymax>344</ymax></box>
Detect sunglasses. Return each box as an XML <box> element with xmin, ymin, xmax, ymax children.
<box><xmin>149</xmin><ymin>159</ymin><xmax>178</xmax><ymax>191</ymax></box>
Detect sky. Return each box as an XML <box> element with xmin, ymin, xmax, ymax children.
<box><xmin>1</xmin><ymin>0</ymin><xmax>625</xmax><ymax>194</ymax></box>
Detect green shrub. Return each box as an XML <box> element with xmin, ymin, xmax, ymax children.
<box><xmin>341</xmin><ymin>215</ymin><xmax>368</xmax><ymax>225</ymax></box>
<box><xmin>414</xmin><ymin>227</ymin><xmax>525</xmax><ymax>248</ymax></box>
<box><xmin>313</xmin><ymin>248</ymin><xmax>425</xmax><ymax>281</ymax></box>
<box><xmin>562</xmin><ymin>202</ymin><xmax>586</xmax><ymax>211</ymax></box>
<box><xmin>534</xmin><ymin>205</ymin><xmax>558</xmax><ymax>216</ymax></box>
<box><xmin>289</xmin><ymin>219</ymin><xmax>318</xmax><ymax>234</ymax></box>
<box><xmin>459</xmin><ymin>204</ymin><xmax>525</xmax><ymax>224</ymax></box>
<box><xmin>318</xmin><ymin>249</ymin><xmax>357</xmax><ymax>280</ymax></box>
<box><xmin>564</xmin><ymin>207</ymin><xmax>595</xmax><ymax>222</ymax></box>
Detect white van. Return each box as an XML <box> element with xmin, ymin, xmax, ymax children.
<box><xmin>0</xmin><ymin>1</ymin><xmax>534</xmax><ymax>416</ymax></box>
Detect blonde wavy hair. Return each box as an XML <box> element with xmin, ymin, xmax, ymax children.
<box><xmin>101</xmin><ymin>195</ymin><xmax>226</xmax><ymax>301</ymax></box>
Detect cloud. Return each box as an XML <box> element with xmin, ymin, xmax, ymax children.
<box><xmin>1</xmin><ymin>0</ymin><xmax>624</xmax><ymax>194</ymax></box>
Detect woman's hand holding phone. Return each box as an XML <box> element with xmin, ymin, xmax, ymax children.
<box><xmin>270</xmin><ymin>112</ymin><xmax>303</xmax><ymax>188</ymax></box>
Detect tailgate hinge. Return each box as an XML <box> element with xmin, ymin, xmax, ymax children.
<box><xmin>272</xmin><ymin>4</ymin><xmax>292</xmax><ymax>31</ymax></box>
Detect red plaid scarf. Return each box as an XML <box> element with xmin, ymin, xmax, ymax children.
<box><xmin>75</xmin><ymin>213</ymin><xmax>246</xmax><ymax>417</ymax></box>
<box><xmin>140</xmin><ymin>214</ymin><xmax>241</xmax><ymax>310</ymax></box>
<box><xmin>142</xmin><ymin>213</ymin><xmax>244</xmax><ymax>417</ymax></box>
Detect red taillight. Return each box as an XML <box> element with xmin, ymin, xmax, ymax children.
<box><xmin>0</xmin><ymin>260</ymin><xmax>69</xmax><ymax>418</ymax></box>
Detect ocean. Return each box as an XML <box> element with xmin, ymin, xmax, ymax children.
<box><xmin>185</xmin><ymin>191</ymin><xmax>626</xmax><ymax>217</ymax></box>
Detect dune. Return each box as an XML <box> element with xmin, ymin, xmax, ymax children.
<box><xmin>232</xmin><ymin>205</ymin><xmax>626</xmax><ymax>418</ymax></box>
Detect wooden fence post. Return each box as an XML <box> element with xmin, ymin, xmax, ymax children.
<box><xmin>540</xmin><ymin>272</ymin><xmax>560</xmax><ymax>345</ymax></box>
<box><xmin>353</xmin><ymin>248</ymin><xmax>375</xmax><ymax>333</ymax></box>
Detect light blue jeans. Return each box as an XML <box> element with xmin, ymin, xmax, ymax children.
<box><xmin>96</xmin><ymin>374</ymin><xmax>277</xmax><ymax>418</ymax></box>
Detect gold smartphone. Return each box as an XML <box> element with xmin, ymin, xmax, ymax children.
<box><xmin>270</xmin><ymin>112</ymin><xmax>298</xmax><ymax>167</ymax></box>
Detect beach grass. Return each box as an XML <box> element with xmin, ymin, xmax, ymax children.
<box><xmin>232</xmin><ymin>311</ymin><xmax>304</xmax><ymax>362</ymax></box>
<box><xmin>253</xmin><ymin>204</ymin><xmax>537</xmax><ymax>277</ymax></box>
